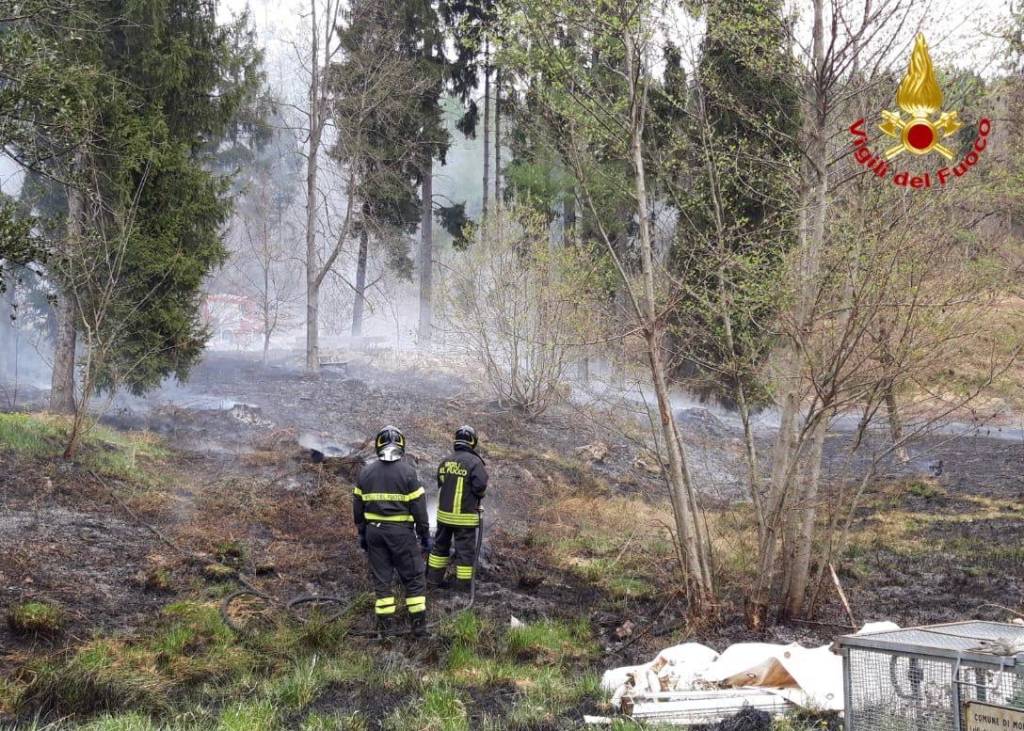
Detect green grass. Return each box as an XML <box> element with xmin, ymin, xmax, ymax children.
<box><xmin>505</xmin><ymin>617</ymin><xmax>596</xmax><ymax>661</ymax></box>
<box><xmin>9</xmin><ymin>604</ymin><xmax>606</xmax><ymax>730</ymax></box>
<box><xmin>0</xmin><ymin>412</ymin><xmax>64</xmax><ymax>454</ymax></box>
<box><xmin>215</xmin><ymin>700</ymin><xmax>277</xmax><ymax>731</ymax></box>
<box><xmin>263</xmin><ymin>654</ymin><xmax>368</xmax><ymax>711</ymax></box>
<box><xmin>79</xmin><ymin>712</ymin><xmax>164</xmax><ymax>731</ymax></box>
<box><xmin>0</xmin><ymin>412</ymin><xmax>167</xmax><ymax>482</ymax></box>
<box><xmin>385</xmin><ymin>680</ymin><xmax>468</xmax><ymax>731</ymax></box>
<box><xmin>7</xmin><ymin>601</ymin><xmax>64</xmax><ymax>636</ymax></box>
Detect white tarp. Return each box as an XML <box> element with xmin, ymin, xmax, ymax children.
<box><xmin>602</xmin><ymin>623</ymin><xmax>900</xmax><ymax>714</ymax></box>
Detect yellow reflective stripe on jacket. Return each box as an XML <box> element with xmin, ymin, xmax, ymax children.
<box><xmin>354</xmin><ymin>487</ymin><xmax>424</xmax><ymax>501</ymax></box>
<box><xmin>437</xmin><ymin>509</ymin><xmax>479</xmax><ymax>527</ymax></box>
<box><xmin>453</xmin><ymin>476</ymin><xmax>465</xmax><ymax>516</ymax></box>
<box><xmin>365</xmin><ymin>512</ymin><xmax>414</xmax><ymax>522</ymax></box>
<box><xmin>359</xmin><ymin>487</ymin><xmax>424</xmax><ymax>502</ymax></box>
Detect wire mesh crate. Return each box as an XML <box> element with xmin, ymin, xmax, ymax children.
<box><xmin>838</xmin><ymin>621</ymin><xmax>1024</xmax><ymax>731</ymax></box>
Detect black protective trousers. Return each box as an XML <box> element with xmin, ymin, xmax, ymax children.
<box><xmin>365</xmin><ymin>522</ymin><xmax>426</xmax><ymax>616</ymax></box>
<box><xmin>427</xmin><ymin>524</ymin><xmax>478</xmax><ymax>586</ymax></box>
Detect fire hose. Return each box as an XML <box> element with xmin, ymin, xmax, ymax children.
<box><xmin>466</xmin><ymin>507</ymin><xmax>485</xmax><ymax>610</ymax></box>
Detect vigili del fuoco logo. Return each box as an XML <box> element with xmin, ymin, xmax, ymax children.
<box><xmin>849</xmin><ymin>33</ymin><xmax>991</xmax><ymax>188</ymax></box>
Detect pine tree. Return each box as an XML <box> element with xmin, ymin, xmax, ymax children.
<box><xmin>332</xmin><ymin>0</ymin><xmax>429</xmax><ymax>336</ymax></box>
<box><xmin>1</xmin><ymin>1</ymin><xmax>263</xmax><ymax>409</ymax></box>
<box><xmin>662</xmin><ymin>0</ymin><xmax>801</xmax><ymax>406</ymax></box>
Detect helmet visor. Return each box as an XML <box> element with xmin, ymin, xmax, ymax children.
<box><xmin>378</xmin><ymin>443</ymin><xmax>404</xmax><ymax>462</ymax></box>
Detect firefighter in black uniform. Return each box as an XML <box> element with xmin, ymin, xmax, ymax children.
<box><xmin>426</xmin><ymin>426</ymin><xmax>488</xmax><ymax>592</ymax></box>
<box><xmin>353</xmin><ymin>425</ymin><xmax>431</xmax><ymax>638</ymax></box>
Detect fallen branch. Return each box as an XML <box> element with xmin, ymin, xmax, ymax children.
<box><xmin>977</xmin><ymin>603</ymin><xmax>1024</xmax><ymax>620</ymax></box>
<box><xmin>609</xmin><ymin>527</ymin><xmax>640</xmax><ymax>569</ymax></box>
<box><xmin>829</xmin><ymin>563</ymin><xmax>857</xmax><ymax>629</ymax></box>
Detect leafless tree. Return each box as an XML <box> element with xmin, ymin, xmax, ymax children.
<box><xmin>444</xmin><ymin>204</ymin><xmax>605</xmax><ymax>418</ymax></box>
<box><xmin>291</xmin><ymin>0</ymin><xmax>351</xmax><ymax>371</ymax></box>
<box><xmin>228</xmin><ymin>172</ymin><xmax>302</xmax><ymax>363</ymax></box>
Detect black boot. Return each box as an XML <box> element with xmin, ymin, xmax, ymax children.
<box><xmin>454</xmin><ymin>578</ymin><xmax>472</xmax><ymax>594</ymax></box>
<box><xmin>375</xmin><ymin>614</ymin><xmax>394</xmax><ymax>639</ymax></box>
<box><xmin>411</xmin><ymin>612</ymin><xmax>428</xmax><ymax>639</ymax></box>
<box><xmin>426</xmin><ymin>567</ymin><xmax>449</xmax><ymax>590</ymax></box>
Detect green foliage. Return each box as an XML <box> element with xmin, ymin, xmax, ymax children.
<box><xmin>332</xmin><ymin>0</ymin><xmax>436</xmax><ymax>278</ymax></box>
<box><xmin>1</xmin><ymin>0</ymin><xmax>264</xmax><ymax>396</ymax></box>
<box><xmin>499</xmin><ymin>3</ymin><xmax>637</xmax><ymax>244</ymax></box>
<box><xmin>661</xmin><ymin>0</ymin><xmax>801</xmax><ymax>406</ymax></box>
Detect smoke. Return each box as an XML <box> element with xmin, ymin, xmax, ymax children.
<box><xmin>0</xmin><ymin>268</ymin><xmax>55</xmax><ymax>403</ymax></box>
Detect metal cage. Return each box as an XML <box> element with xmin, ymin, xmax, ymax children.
<box><xmin>838</xmin><ymin>621</ymin><xmax>1024</xmax><ymax>731</ymax></box>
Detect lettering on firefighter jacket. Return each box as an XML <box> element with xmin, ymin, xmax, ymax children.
<box><xmin>436</xmin><ymin>447</ymin><xmax>488</xmax><ymax>527</ymax></box>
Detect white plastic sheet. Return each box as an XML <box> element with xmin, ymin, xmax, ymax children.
<box><xmin>602</xmin><ymin>622</ymin><xmax>899</xmax><ymax>714</ymax></box>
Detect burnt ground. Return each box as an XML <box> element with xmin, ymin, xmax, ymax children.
<box><xmin>1</xmin><ymin>351</ymin><xmax>1023</xmax><ymax>725</ymax></box>
<box><xmin>0</xmin><ymin>352</ymin><xmax>661</xmax><ymax>698</ymax></box>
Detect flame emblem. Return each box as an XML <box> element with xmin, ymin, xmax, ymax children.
<box><xmin>879</xmin><ymin>34</ymin><xmax>962</xmax><ymax>160</ymax></box>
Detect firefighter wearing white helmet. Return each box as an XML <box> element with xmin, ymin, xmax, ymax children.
<box><xmin>353</xmin><ymin>425</ymin><xmax>431</xmax><ymax>637</ymax></box>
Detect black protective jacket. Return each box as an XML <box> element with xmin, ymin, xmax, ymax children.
<box><xmin>353</xmin><ymin>458</ymin><xmax>429</xmax><ymax>539</ymax></box>
<box><xmin>436</xmin><ymin>446</ymin><xmax>488</xmax><ymax>528</ymax></box>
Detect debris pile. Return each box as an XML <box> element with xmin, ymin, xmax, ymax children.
<box><xmin>593</xmin><ymin>623</ymin><xmax>899</xmax><ymax>726</ymax></box>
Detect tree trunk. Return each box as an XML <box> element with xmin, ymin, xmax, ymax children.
<box><xmin>305</xmin><ymin>2</ymin><xmax>322</xmax><ymax>372</ymax></box>
<box><xmin>262</xmin><ymin>256</ymin><xmax>271</xmax><ymax>365</ymax></box>
<box><xmin>624</xmin><ymin>33</ymin><xmax>712</xmax><ymax>608</ymax></box>
<box><xmin>494</xmin><ymin>67</ymin><xmax>502</xmax><ymax>205</ymax></box>
<box><xmin>879</xmin><ymin>324</ymin><xmax>909</xmax><ymax>460</ymax></box>
<box><xmin>481</xmin><ymin>40</ymin><xmax>491</xmax><ymax>219</ymax></box>
<box><xmin>2</xmin><ymin>269</ymin><xmax>16</xmax><ymax>389</ymax></box>
<box><xmin>564</xmin><ymin>192</ymin><xmax>576</xmax><ymax>243</ymax></box>
<box><xmin>50</xmin><ymin>178</ymin><xmax>83</xmax><ymax>415</ymax></box>
<box><xmin>352</xmin><ymin>226</ymin><xmax>369</xmax><ymax>336</ymax></box>
<box><xmin>782</xmin><ymin>414</ymin><xmax>827</xmax><ymax>619</ymax></box>
<box><xmin>306</xmin><ymin>229</ymin><xmax>319</xmax><ymax>371</ymax></box>
<box><xmin>418</xmin><ymin>160</ymin><xmax>434</xmax><ymax>345</ymax></box>
<box><xmin>745</xmin><ymin>0</ymin><xmax>830</xmax><ymax>630</ymax></box>
<box><xmin>885</xmin><ymin>386</ymin><xmax>907</xmax><ymax>459</ymax></box>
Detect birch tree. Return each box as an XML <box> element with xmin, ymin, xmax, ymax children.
<box><xmin>503</xmin><ymin>0</ymin><xmax>715</xmax><ymax>610</ymax></box>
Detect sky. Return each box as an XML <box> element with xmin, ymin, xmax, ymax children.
<box><xmin>218</xmin><ymin>0</ymin><xmax>1015</xmax><ymax>75</ymax></box>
